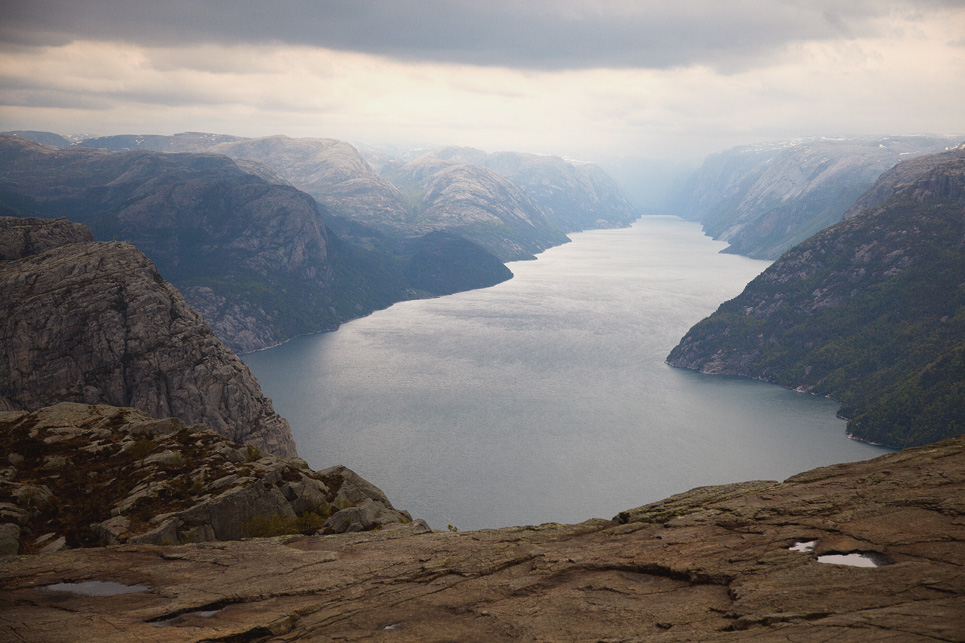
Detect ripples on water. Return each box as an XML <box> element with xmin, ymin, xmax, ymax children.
<box><xmin>244</xmin><ymin>217</ymin><xmax>890</xmax><ymax>529</ymax></box>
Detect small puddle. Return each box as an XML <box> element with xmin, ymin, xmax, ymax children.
<box><xmin>44</xmin><ymin>581</ymin><xmax>150</xmax><ymax>596</ymax></box>
<box><xmin>788</xmin><ymin>540</ymin><xmax>817</xmax><ymax>552</ymax></box>
<box><xmin>817</xmin><ymin>553</ymin><xmax>884</xmax><ymax>568</ymax></box>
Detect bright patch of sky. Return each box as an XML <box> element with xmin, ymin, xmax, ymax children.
<box><xmin>0</xmin><ymin>1</ymin><xmax>962</xmax><ymax>161</ymax></box>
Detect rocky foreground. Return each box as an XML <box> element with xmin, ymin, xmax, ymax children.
<box><xmin>0</xmin><ymin>403</ymin><xmax>414</xmax><ymax>556</ymax></box>
<box><xmin>2</xmin><ymin>435</ymin><xmax>963</xmax><ymax>641</ymax></box>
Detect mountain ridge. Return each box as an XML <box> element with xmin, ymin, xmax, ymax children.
<box><xmin>667</xmin><ymin>149</ymin><xmax>965</xmax><ymax>448</ymax></box>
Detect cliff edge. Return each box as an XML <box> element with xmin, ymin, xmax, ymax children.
<box><xmin>0</xmin><ymin>217</ymin><xmax>297</xmax><ymax>456</ymax></box>
<box><xmin>2</xmin><ymin>434</ymin><xmax>962</xmax><ymax>641</ymax></box>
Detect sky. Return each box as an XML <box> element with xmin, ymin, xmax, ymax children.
<box><xmin>0</xmin><ymin>0</ymin><xmax>963</xmax><ymax>162</ymax></box>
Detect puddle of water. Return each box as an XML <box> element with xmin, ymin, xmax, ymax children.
<box><xmin>44</xmin><ymin>581</ymin><xmax>150</xmax><ymax>596</ymax></box>
<box><xmin>817</xmin><ymin>553</ymin><xmax>883</xmax><ymax>568</ymax></box>
<box><xmin>789</xmin><ymin>540</ymin><xmax>817</xmax><ymax>552</ymax></box>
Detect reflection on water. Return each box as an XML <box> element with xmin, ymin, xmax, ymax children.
<box><xmin>244</xmin><ymin>217</ymin><xmax>890</xmax><ymax>530</ymax></box>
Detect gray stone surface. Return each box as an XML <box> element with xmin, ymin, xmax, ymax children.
<box><xmin>2</xmin><ymin>436</ymin><xmax>963</xmax><ymax>641</ymax></box>
<box><xmin>0</xmin><ymin>220</ymin><xmax>297</xmax><ymax>456</ymax></box>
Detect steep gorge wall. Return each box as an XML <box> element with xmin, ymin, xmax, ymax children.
<box><xmin>0</xmin><ymin>217</ymin><xmax>297</xmax><ymax>456</ymax></box>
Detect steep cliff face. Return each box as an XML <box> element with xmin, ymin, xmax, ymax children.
<box><xmin>680</xmin><ymin>136</ymin><xmax>960</xmax><ymax>259</ymax></box>
<box><xmin>843</xmin><ymin>143</ymin><xmax>965</xmax><ymax>217</ymax></box>
<box><xmin>668</xmin><ymin>149</ymin><xmax>965</xmax><ymax>448</ymax></box>
<box><xmin>0</xmin><ymin>134</ymin><xmax>408</xmax><ymax>353</ymax></box>
<box><xmin>0</xmin><ymin>217</ymin><xmax>297</xmax><ymax>456</ymax></box>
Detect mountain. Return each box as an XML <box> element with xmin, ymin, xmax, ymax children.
<box><xmin>76</xmin><ymin>134</ymin><xmax>641</xmax><ymax>260</ymax></box>
<box><xmin>206</xmin><ymin>137</ymin><xmax>573</xmax><ymax>261</ymax></box>
<box><xmin>678</xmin><ymin>136</ymin><xmax>960</xmax><ymax>259</ymax></box>
<box><xmin>401</xmin><ymin>162</ymin><xmax>570</xmax><ymax>260</ymax></box>
<box><xmin>3</xmin><ymin>434</ymin><xmax>963</xmax><ymax>640</ymax></box>
<box><xmin>0</xmin><ymin>134</ymin><xmax>410</xmax><ymax>353</ymax></box>
<box><xmin>76</xmin><ymin>131</ymin><xmax>246</xmax><ymax>152</ymax></box>
<box><xmin>0</xmin><ymin>402</ymin><xmax>417</xmax><ymax>554</ymax></box>
<box><xmin>390</xmin><ymin>146</ymin><xmax>638</xmax><ymax>233</ymax></box>
<box><xmin>667</xmin><ymin>148</ymin><xmax>965</xmax><ymax>448</ymax></box>
<box><xmin>3</xmin><ymin>130</ymin><xmax>70</xmax><ymax>148</ymax></box>
<box><xmin>206</xmin><ymin>135</ymin><xmax>413</xmax><ymax>225</ymax></box>
<box><xmin>0</xmin><ymin>217</ymin><xmax>297</xmax><ymax>457</ymax></box>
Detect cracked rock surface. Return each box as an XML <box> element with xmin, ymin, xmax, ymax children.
<box><xmin>2</xmin><ymin>435</ymin><xmax>962</xmax><ymax>641</ymax></box>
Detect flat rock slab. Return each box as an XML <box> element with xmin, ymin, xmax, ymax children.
<box><xmin>2</xmin><ymin>437</ymin><xmax>964</xmax><ymax>642</ymax></box>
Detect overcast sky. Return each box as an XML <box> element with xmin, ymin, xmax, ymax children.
<box><xmin>1</xmin><ymin>0</ymin><xmax>962</xmax><ymax>161</ymax></box>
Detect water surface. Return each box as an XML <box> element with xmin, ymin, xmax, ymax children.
<box><xmin>244</xmin><ymin>217</ymin><xmax>889</xmax><ymax>530</ymax></box>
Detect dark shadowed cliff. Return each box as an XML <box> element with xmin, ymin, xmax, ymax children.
<box><xmin>0</xmin><ymin>217</ymin><xmax>297</xmax><ymax>456</ymax></box>
<box><xmin>0</xmin><ymin>134</ymin><xmax>409</xmax><ymax>352</ymax></box>
<box><xmin>668</xmin><ymin>148</ymin><xmax>965</xmax><ymax>448</ymax></box>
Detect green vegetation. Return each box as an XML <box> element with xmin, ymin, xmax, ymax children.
<box><xmin>243</xmin><ymin>511</ymin><xmax>329</xmax><ymax>538</ymax></box>
<box><xmin>670</xmin><ymin>198</ymin><xmax>965</xmax><ymax>449</ymax></box>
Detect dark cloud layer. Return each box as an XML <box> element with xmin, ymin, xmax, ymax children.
<box><xmin>0</xmin><ymin>0</ymin><xmax>941</xmax><ymax>71</ymax></box>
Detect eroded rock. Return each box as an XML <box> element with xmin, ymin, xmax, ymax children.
<box><xmin>2</xmin><ymin>436</ymin><xmax>964</xmax><ymax>640</ymax></box>
<box><xmin>0</xmin><ymin>403</ymin><xmax>414</xmax><ymax>552</ymax></box>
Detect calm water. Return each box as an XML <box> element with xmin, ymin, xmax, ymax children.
<box><xmin>243</xmin><ymin>216</ymin><xmax>889</xmax><ymax>530</ymax></box>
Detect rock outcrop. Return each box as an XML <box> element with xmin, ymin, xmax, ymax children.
<box><xmin>2</xmin><ymin>434</ymin><xmax>962</xmax><ymax>641</ymax></box>
<box><xmin>668</xmin><ymin>149</ymin><xmax>965</xmax><ymax>448</ymax></box>
<box><xmin>679</xmin><ymin>135</ymin><xmax>961</xmax><ymax>259</ymax></box>
<box><xmin>0</xmin><ymin>217</ymin><xmax>296</xmax><ymax>456</ymax></box>
<box><xmin>0</xmin><ymin>216</ymin><xmax>92</xmax><ymax>259</ymax></box>
<box><xmin>0</xmin><ymin>403</ymin><xmax>414</xmax><ymax>555</ymax></box>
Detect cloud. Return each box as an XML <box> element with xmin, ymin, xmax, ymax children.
<box><xmin>0</xmin><ymin>1</ymin><xmax>962</xmax><ymax>161</ymax></box>
<box><xmin>0</xmin><ymin>0</ymin><xmax>945</xmax><ymax>72</ymax></box>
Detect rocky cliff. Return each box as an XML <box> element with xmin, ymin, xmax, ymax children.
<box><xmin>668</xmin><ymin>149</ymin><xmax>965</xmax><ymax>448</ymax></box>
<box><xmin>2</xmin><ymin>433</ymin><xmax>962</xmax><ymax>641</ymax></box>
<box><xmin>0</xmin><ymin>403</ymin><xmax>415</xmax><ymax>556</ymax></box>
<box><xmin>0</xmin><ymin>134</ymin><xmax>410</xmax><ymax>353</ymax></box>
<box><xmin>0</xmin><ymin>217</ymin><xmax>297</xmax><ymax>456</ymax></box>
<box><xmin>679</xmin><ymin>136</ymin><xmax>960</xmax><ymax>259</ymax></box>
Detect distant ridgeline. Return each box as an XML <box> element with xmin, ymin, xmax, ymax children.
<box><xmin>675</xmin><ymin>136</ymin><xmax>960</xmax><ymax>260</ymax></box>
<box><xmin>0</xmin><ymin>134</ymin><xmax>512</xmax><ymax>352</ymax></box>
<box><xmin>668</xmin><ymin>148</ymin><xmax>965</xmax><ymax>448</ymax></box>
<box><xmin>0</xmin><ymin>132</ymin><xmax>639</xmax><ymax>351</ymax></box>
